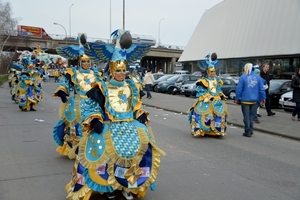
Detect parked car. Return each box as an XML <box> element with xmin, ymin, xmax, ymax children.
<box><xmin>220</xmin><ymin>73</ymin><xmax>240</xmax><ymax>84</ymax></box>
<box><xmin>156</xmin><ymin>74</ymin><xmax>199</xmax><ymax>94</ymax></box>
<box><xmin>269</xmin><ymin>79</ymin><xmax>292</xmax><ymax>108</ymax></box>
<box><xmin>221</xmin><ymin>78</ymin><xmax>237</xmax><ymax>99</ymax></box>
<box><xmin>192</xmin><ymin>71</ymin><xmax>203</xmax><ymax>77</ymax></box>
<box><xmin>153</xmin><ymin>73</ymin><xmax>165</xmax><ymax>80</ymax></box>
<box><xmin>181</xmin><ymin>78</ymin><xmax>236</xmax><ymax>99</ymax></box>
<box><xmin>174</xmin><ymin>70</ymin><xmax>190</xmax><ymax>74</ymax></box>
<box><xmin>279</xmin><ymin>91</ymin><xmax>295</xmax><ymax>111</ymax></box>
<box><xmin>152</xmin><ymin>74</ymin><xmax>174</xmax><ymax>92</ymax></box>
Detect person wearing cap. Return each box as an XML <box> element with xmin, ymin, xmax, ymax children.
<box><xmin>65</xmin><ymin>29</ymin><xmax>165</xmax><ymax>200</ymax></box>
<box><xmin>235</xmin><ymin>63</ymin><xmax>266</xmax><ymax>137</ymax></box>
<box><xmin>252</xmin><ymin>68</ymin><xmax>268</xmax><ymax>123</ymax></box>
<box><xmin>52</xmin><ymin>54</ymin><xmax>103</xmax><ymax>159</ymax></box>
<box><xmin>188</xmin><ymin>52</ymin><xmax>228</xmax><ymax>138</ymax></box>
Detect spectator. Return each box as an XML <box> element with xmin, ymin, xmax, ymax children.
<box><xmin>291</xmin><ymin>68</ymin><xmax>300</xmax><ymax>121</ymax></box>
<box><xmin>235</xmin><ymin>63</ymin><xmax>266</xmax><ymax>137</ymax></box>
<box><xmin>157</xmin><ymin>68</ymin><xmax>164</xmax><ymax>74</ymax></box>
<box><xmin>144</xmin><ymin>69</ymin><xmax>154</xmax><ymax>99</ymax></box>
<box><xmin>260</xmin><ymin>62</ymin><xmax>276</xmax><ymax>116</ymax></box>
<box><xmin>253</xmin><ymin>68</ymin><xmax>268</xmax><ymax>123</ymax></box>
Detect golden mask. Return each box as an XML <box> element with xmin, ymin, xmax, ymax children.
<box><xmin>80</xmin><ymin>54</ymin><xmax>91</xmax><ymax>64</ymax></box>
<box><xmin>109</xmin><ymin>60</ymin><xmax>127</xmax><ymax>74</ymax></box>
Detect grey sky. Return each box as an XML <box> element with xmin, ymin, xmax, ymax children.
<box><xmin>8</xmin><ymin>0</ymin><xmax>223</xmax><ymax>47</ymax></box>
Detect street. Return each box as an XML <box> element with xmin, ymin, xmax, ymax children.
<box><xmin>0</xmin><ymin>80</ymin><xmax>299</xmax><ymax>200</ymax></box>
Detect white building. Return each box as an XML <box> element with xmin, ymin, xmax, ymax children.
<box><xmin>179</xmin><ymin>0</ymin><xmax>300</xmax><ymax>78</ymax></box>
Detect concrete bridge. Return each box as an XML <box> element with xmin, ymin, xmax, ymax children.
<box><xmin>2</xmin><ymin>36</ymin><xmax>183</xmax><ymax>73</ymax></box>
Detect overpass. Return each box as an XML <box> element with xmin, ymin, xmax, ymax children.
<box><xmin>2</xmin><ymin>35</ymin><xmax>183</xmax><ymax>73</ymax></box>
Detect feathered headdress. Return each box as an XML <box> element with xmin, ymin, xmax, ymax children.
<box><xmin>82</xmin><ymin>29</ymin><xmax>151</xmax><ymax>75</ymax></box>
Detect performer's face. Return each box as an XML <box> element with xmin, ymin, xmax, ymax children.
<box><xmin>207</xmin><ymin>68</ymin><xmax>216</xmax><ymax>78</ymax></box>
<box><xmin>81</xmin><ymin>60</ymin><xmax>91</xmax><ymax>70</ymax></box>
<box><xmin>113</xmin><ymin>69</ymin><xmax>126</xmax><ymax>82</ymax></box>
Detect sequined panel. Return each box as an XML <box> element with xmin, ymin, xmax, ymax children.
<box><xmin>110</xmin><ymin>122</ymin><xmax>140</xmax><ymax>158</ymax></box>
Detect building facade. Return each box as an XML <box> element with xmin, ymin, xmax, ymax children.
<box><xmin>179</xmin><ymin>0</ymin><xmax>300</xmax><ymax>78</ymax></box>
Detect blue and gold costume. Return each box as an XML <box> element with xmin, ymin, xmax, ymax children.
<box><xmin>188</xmin><ymin>53</ymin><xmax>228</xmax><ymax>137</ymax></box>
<box><xmin>65</xmin><ymin>30</ymin><xmax>164</xmax><ymax>200</ymax></box>
<box><xmin>53</xmin><ymin>55</ymin><xmax>102</xmax><ymax>159</ymax></box>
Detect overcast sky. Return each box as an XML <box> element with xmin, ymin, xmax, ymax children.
<box><xmin>8</xmin><ymin>0</ymin><xmax>223</xmax><ymax>47</ymax></box>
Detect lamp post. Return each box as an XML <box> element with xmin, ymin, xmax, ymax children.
<box><xmin>69</xmin><ymin>4</ymin><xmax>74</xmax><ymax>38</ymax></box>
<box><xmin>54</xmin><ymin>22</ymin><xmax>67</xmax><ymax>44</ymax></box>
<box><xmin>158</xmin><ymin>18</ymin><xmax>165</xmax><ymax>46</ymax></box>
<box><xmin>109</xmin><ymin>0</ymin><xmax>111</xmax><ymax>42</ymax></box>
<box><xmin>123</xmin><ymin>0</ymin><xmax>125</xmax><ymax>29</ymax></box>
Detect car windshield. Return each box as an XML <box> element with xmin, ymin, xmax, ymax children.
<box><xmin>166</xmin><ymin>75</ymin><xmax>181</xmax><ymax>81</ymax></box>
<box><xmin>269</xmin><ymin>80</ymin><xmax>284</xmax><ymax>90</ymax></box>
<box><xmin>157</xmin><ymin>75</ymin><xmax>173</xmax><ymax>81</ymax></box>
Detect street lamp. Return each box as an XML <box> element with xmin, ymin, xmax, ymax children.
<box><xmin>158</xmin><ymin>18</ymin><xmax>165</xmax><ymax>46</ymax></box>
<box><xmin>123</xmin><ymin>0</ymin><xmax>125</xmax><ymax>29</ymax></box>
<box><xmin>54</xmin><ymin>22</ymin><xmax>67</xmax><ymax>44</ymax></box>
<box><xmin>69</xmin><ymin>4</ymin><xmax>74</xmax><ymax>38</ymax></box>
<box><xmin>109</xmin><ymin>0</ymin><xmax>111</xmax><ymax>42</ymax></box>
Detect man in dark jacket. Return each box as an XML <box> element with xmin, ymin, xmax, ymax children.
<box><xmin>291</xmin><ymin>68</ymin><xmax>300</xmax><ymax>120</ymax></box>
<box><xmin>260</xmin><ymin>62</ymin><xmax>276</xmax><ymax>116</ymax></box>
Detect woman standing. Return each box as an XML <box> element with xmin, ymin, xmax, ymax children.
<box><xmin>291</xmin><ymin>68</ymin><xmax>300</xmax><ymax>121</ymax></box>
<box><xmin>143</xmin><ymin>69</ymin><xmax>154</xmax><ymax>99</ymax></box>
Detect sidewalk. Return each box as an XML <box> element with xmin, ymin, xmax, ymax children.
<box><xmin>142</xmin><ymin>92</ymin><xmax>300</xmax><ymax>141</ymax></box>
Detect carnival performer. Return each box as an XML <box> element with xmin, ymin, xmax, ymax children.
<box><xmin>65</xmin><ymin>30</ymin><xmax>165</xmax><ymax>200</ymax></box>
<box><xmin>8</xmin><ymin>68</ymin><xmax>16</xmax><ymax>87</ymax></box>
<box><xmin>9</xmin><ymin>63</ymin><xmax>23</xmax><ymax>103</ymax></box>
<box><xmin>13</xmin><ymin>53</ymin><xmax>41</xmax><ymax>111</ymax></box>
<box><xmin>52</xmin><ymin>41</ymin><xmax>103</xmax><ymax>159</ymax></box>
<box><xmin>188</xmin><ymin>52</ymin><xmax>228</xmax><ymax>137</ymax></box>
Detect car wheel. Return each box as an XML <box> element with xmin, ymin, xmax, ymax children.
<box><xmin>153</xmin><ymin>85</ymin><xmax>158</xmax><ymax>92</ymax></box>
<box><xmin>167</xmin><ymin>87</ymin><xmax>175</xmax><ymax>94</ymax></box>
<box><xmin>284</xmin><ymin>108</ymin><xmax>293</xmax><ymax>112</ymax></box>
<box><xmin>228</xmin><ymin>91</ymin><xmax>236</xmax><ymax>99</ymax></box>
<box><xmin>185</xmin><ymin>94</ymin><xmax>190</xmax><ymax>97</ymax></box>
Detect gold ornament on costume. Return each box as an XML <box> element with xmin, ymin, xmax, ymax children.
<box><xmin>80</xmin><ymin>54</ymin><xmax>91</xmax><ymax>63</ymax></box>
<box><xmin>124</xmin><ymin>164</ymin><xmax>144</xmax><ymax>185</ymax></box>
<box><xmin>109</xmin><ymin>60</ymin><xmax>127</xmax><ymax>74</ymax></box>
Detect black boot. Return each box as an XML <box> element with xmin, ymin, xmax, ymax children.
<box><xmin>30</xmin><ymin>103</ymin><xmax>36</xmax><ymax>111</ymax></box>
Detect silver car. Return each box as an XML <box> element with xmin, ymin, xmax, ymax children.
<box><xmin>279</xmin><ymin>91</ymin><xmax>295</xmax><ymax>111</ymax></box>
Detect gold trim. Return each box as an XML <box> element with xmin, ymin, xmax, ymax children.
<box><xmin>78</xmin><ymin>132</ymin><xmax>110</xmax><ymax>169</ymax></box>
<box><xmin>106</xmin><ymin>147</ymin><xmax>161</xmax><ymax>195</ymax></box>
<box><xmin>65</xmin><ymin>182</ymin><xmax>92</xmax><ymax>200</ymax></box>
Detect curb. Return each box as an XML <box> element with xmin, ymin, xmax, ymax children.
<box><xmin>143</xmin><ymin>103</ymin><xmax>300</xmax><ymax>141</ymax></box>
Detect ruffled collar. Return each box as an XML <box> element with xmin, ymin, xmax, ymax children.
<box><xmin>110</xmin><ymin>78</ymin><xmax>124</xmax><ymax>87</ymax></box>
<box><xmin>79</xmin><ymin>67</ymin><xmax>90</xmax><ymax>73</ymax></box>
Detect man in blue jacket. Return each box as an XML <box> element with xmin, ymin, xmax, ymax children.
<box><xmin>234</xmin><ymin>63</ymin><xmax>266</xmax><ymax>137</ymax></box>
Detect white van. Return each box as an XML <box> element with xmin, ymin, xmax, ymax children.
<box><xmin>174</xmin><ymin>70</ymin><xmax>190</xmax><ymax>74</ymax></box>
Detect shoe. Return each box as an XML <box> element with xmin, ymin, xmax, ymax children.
<box><xmin>243</xmin><ymin>133</ymin><xmax>251</xmax><ymax>137</ymax></box>
<box><xmin>105</xmin><ymin>192</ymin><xmax>116</xmax><ymax>200</ymax></box>
<box><xmin>267</xmin><ymin>112</ymin><xmax>276</xmax><ymax>116</ymax></box>
<box><xmin>254</xmin><ymin>120</ymin><xmax>260</xmax><ymax>123</ymax></box>
<box><xmin>291</xmin><ymin>116</ymin><xmax>295</xmax><ymax>121</ymax></box>
<box><xmin>149</xmin><ymin>96</ymin><xmax>152</xmax><ymax>99</ymax></box>
<box><xmin>251</xmin><ymin>132</ymin><xmax>254</xmax><ymax>135</ymax></box>
<box><xmin>122</xmin><ymin>190</ymin><xmax>134</xmax><ymax>200</ymax></box>
<box><xmin>257</xmin><ymin>114</ymin><xmax>261</xmax><ymax>117</ymax></box>
<box><xmin>30</xmin><ymin>108</ymin><xmax>36</xmax><ymax>111</ymax></box>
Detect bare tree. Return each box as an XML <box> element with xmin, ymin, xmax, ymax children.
<box><xmin>0</xmin><ymin>1</ymin><xmax>18</xmax><ymax>74</ymax></box>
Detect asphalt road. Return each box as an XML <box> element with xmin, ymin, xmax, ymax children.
<box><xmin>0</xmin><ymin>80</ymin><xmax>299</xmax><ymax>200</ymax></box>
